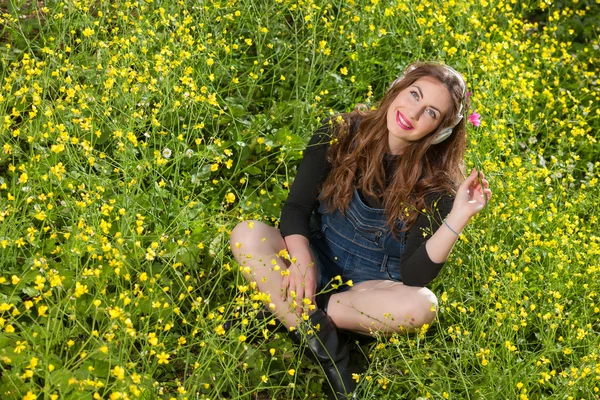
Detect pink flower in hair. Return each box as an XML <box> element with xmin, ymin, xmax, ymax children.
<box><xmin>467</xmin><ymin>110</ymin><xmax>481</xmax><ymax>127</ymax></box>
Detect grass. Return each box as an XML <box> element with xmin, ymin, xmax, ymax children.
<box><xmin>0</xmin><ymin>0</ymin><xmax>599</xmax><ymax>399</ymax></box>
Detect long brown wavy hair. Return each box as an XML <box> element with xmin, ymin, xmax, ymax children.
<box><xmin>319</xmin><ymin>62</ymin><xmax>470</xmax><ymax>235</ymax></box>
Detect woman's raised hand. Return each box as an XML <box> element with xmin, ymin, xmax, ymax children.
<box><xmin>453</xmin><ymin>168</ymin><xmax>492</xmax><ymax>220</ymax></box>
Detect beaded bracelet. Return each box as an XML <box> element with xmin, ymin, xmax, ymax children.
<box><xmin>443</xmin><ymin>219</ymin><xmax>460</xmax><ymax>237</ymax></box>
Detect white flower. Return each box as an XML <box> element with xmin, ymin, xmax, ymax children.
<box><xmin>185</xmin><ymin>149</ymin><xmax>194</xmax><ymax>158</ymax></box>
<box><xmin>162</xmin><ymin>148</ymin><xmax>172</xmax><ymax>159</ymax></box>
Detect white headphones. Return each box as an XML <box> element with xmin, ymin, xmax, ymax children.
<box><xmin>391</xmin><ymin>63</ymin><xmax>467</xmax><ymax>145</ymax></box>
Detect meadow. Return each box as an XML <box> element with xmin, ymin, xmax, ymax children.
<box><xmin>0</xmin><ymin>0</ymin><xmax>599</xmax><ymax>398</ymax></box>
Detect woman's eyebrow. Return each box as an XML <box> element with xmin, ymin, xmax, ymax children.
<box><xmin>413</xmin><ymin>85</ymin><xmax>441</xmax><ymax>114</ymax></box>
<box><xmin>413</xmin><ymin>85</ymin><xmax>424</xmax><ymax>99</ymax></box>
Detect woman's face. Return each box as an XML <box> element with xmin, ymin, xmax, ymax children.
<box><xmin>386</xmin><ymin>76</ymin><xmax>453</xmax><ymax>155</ymax></box>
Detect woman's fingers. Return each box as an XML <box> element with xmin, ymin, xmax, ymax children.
<box><xmin>463</xmin><ymin>168</ymin><xmax>479</xmax><ymax>186</ymax></box>
<box><xmin>461</xmin><ymin>169</ymin><xmax>483</xmax><ymax>195</ymax></box>
<box><xmin>295</xmin><ymin>283</ymin><xmax>304</xmax><ymax>315</ymax></box>
<box><xmin>306</xmin><ymin>282</ymin><xmax>316</xmax><ymax>306</ymax></box>
<box><xmin>465</xmin><ymin>171</ymin><xmax>490</xmax><ymax>195</ymax></box>
<box><xmin>281</xmin><ymin>274</ymin><xmax>289</xmax><ymax>300</ymax></box>
<box><xmin>287</xmin><ymin>278</ymin><xmax>295</xmax><ymax>302</ymax></box>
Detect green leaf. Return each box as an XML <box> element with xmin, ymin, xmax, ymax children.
<box><xmin>91</xmin><ymin>358</ymin><xmax>110</xmax><ymax>377</ymax></box>
<box><xmin>21</xmin><ymin>287</ymin><xmax>40</xmax><ymax>297</ymax></box>
<box><xmin>245</xmin><ymin>166</ymin><xmax>263</xmax><ymax>176</ymax></box>
<box><xmin>49</xmin><ymin>368</ymin><xmax>74</xmax><ymax>388</ymax></box>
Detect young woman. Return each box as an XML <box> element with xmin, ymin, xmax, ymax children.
<box><xmin>230</xmin><ymin>62</ymin><xmax>492</xmax><ymax>399</ymax></box>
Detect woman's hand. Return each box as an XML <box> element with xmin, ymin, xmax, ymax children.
<box><xmin>452</xmin><ymin>168</ymin><xmax>492</xmax><ymax>221</ymax></box>
<box><xmin>281</xmin><ymin>234</ymin><xmax>317</xmax><ymax>316</ymax></box>
<box><xmin>281</xmin><ymin>259</ymin><xmax>317</xmax><ymax>316</ymax></box>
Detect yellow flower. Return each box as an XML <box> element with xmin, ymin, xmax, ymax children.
<box><xmin>148</xmin><ymin>332</ymin><xmax>158</xmax><ymax>346</ymax></box>
<box><xmin>74</xmin><ymin>282</ymin><xmax>89</xmax><ymax>298</ymax></box>
<box><xmin>37</xmin><ymin>305</ymin><xmax>48</xmax><ymax>317</ymax></box>
<box><xmin>157</xmin><ymin>352</ymin><xmax>169</xmax><ymax>364</ymax></box>
<box><xmin>112</xmin><ymin>365</ymin><xmax>125</xmax><ymax>380</ymax></box>
<box><xmin>214</xmin><ymin>325</ymin><xmax>226</xmax><ymax>335</ymax></box>
<box><xmin>22</xmin><ymin>391</ymin><xmax>37</xmax><ymax>400</ymax></box>
<box><xmin>225</xmin><ymin>192</ymin><xmax>236</xmax><ymax>203</ymax></box>
<box><xmin>14</xmin><ymin>341</ymin><xmax>25</xmax><ymax>352</ymax></box>
<box><xmin>287</xmin><ymin>369</ymin><xmax>295</xmax><ymax>376</ymax></box>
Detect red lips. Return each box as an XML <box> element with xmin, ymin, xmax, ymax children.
<box><xmin>396</xmin><ymin>111</ymin><xmax>413</xmax><ymax>130</ymax></box>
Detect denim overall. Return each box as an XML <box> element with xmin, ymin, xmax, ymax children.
<box><xmin>309</xmin><ymin>187</ymin><xmax>405</xmax><ymax>304</ymax></box>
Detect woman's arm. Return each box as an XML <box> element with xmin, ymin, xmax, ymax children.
<box><xmin>279</xmin><ymin>124</ymin><xmax>332</xmax><ymax>239</ymax></box>
<box><xmin>399</xmin><ymin>196</ymin><xmax>452</xmax><ymax>286</ymax></box>
<box><xmin>399</xmin><ymin>169</ymin><xmax>491</xmax><ymax>286</ymax></box>
<box><xmin>279</xmin><ymin>123</ymin><xmax>334</xmax><ymax>313</ymax></box>
<box><xmin>425</xmin><ymin>169</ymin><xmax>491</xmax><ymax>263</ymax></box>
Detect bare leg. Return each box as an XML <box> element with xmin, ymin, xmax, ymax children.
<box><xmin>230</xmin><ymin>222</ymin><xmax>357</xmax><ymax>397</ymax></box>
<box><xmin>326</xmin><ymin>280</ymin><xmax>438</xmax><ymax>336</ymax></box>
<box><xmin>229</xmin><ymin>220</ymin><xmax>304</xmax><ymax>329</ymax></box>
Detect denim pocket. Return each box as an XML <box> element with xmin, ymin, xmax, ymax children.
<box><xmin>385</xmin><ymin>255</ymin><xmax>402</xmax><ymax>281</ymax></box>
<box><xmin>344</xmin><ymin>207</ymin><xmax>385</xmax><ymax>249</ymax></box>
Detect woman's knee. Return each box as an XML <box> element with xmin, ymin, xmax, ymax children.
<box><xmin>410</xmin><ymin>287</ymin><xmax>438</xmax><ymax>328</ymax></box>
<box><xmin>386</xmin><ymin>286</ymin><xmax>438</xmax><ymax>332</ymax></box>
<box><xmin>229</xmin><ymin>220</ymin><xmax>284</xmax><ymax>258</ymax></box>
<box><xmin>230</xmin><ymin>220</ymin><xmax>260</xmax><ymax>256</ymax></box>
<box><xmin>230</xmin><ymin>220</ymin><xmax>253</xmax><ymax>247</ymax></box>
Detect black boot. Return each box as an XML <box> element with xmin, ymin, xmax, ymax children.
<box><xmin>289</xmin><ymin>309</ymin><xmax>356</xmax><ymax>400</ymax></box>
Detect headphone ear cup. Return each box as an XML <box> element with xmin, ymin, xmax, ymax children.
<box><xmin>432</xmin><ymin>115</ymin><xmax>462</xmax><ymax>144</ymax></box>
<box><xmin>432</xmin><ymin>127</ymin><xmax>453</xmax><ymax>144</ymax></box>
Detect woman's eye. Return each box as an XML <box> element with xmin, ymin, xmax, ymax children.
<box><xmin>410</xmin><ymin>91</ymin><xmax>419</xmax><ymax>99</ymax></box>
<box><xmin>427</xmin><ymin>109</ymin><xmax>436</xmax><ymax>118</ymax></box>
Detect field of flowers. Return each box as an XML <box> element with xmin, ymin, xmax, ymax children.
<box><xmin>0</xmin><ymin>0</ymin><xmax>599</xmax><ymax>398</ymax></box>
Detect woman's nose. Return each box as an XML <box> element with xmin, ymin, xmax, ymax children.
<box><xmin>408</xmin><ymin>106</ymin><xmax>421</xmax><ymax>121</ymax></box>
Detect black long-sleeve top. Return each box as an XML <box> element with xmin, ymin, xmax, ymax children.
<box><xmin>279</xmin><ymin>121</ymin><xmax>455</xmax><ymax>287</ymax></box>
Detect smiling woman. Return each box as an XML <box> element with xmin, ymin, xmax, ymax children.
<box><xmin>386</xmin><ymin>76</ymin><xmax>453</xmax><ymax>154</ymax></box>
<box><xmin>229</xmin><ymin>62</ymin><xmax>492</xmax><ymax>400</ymax></box>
